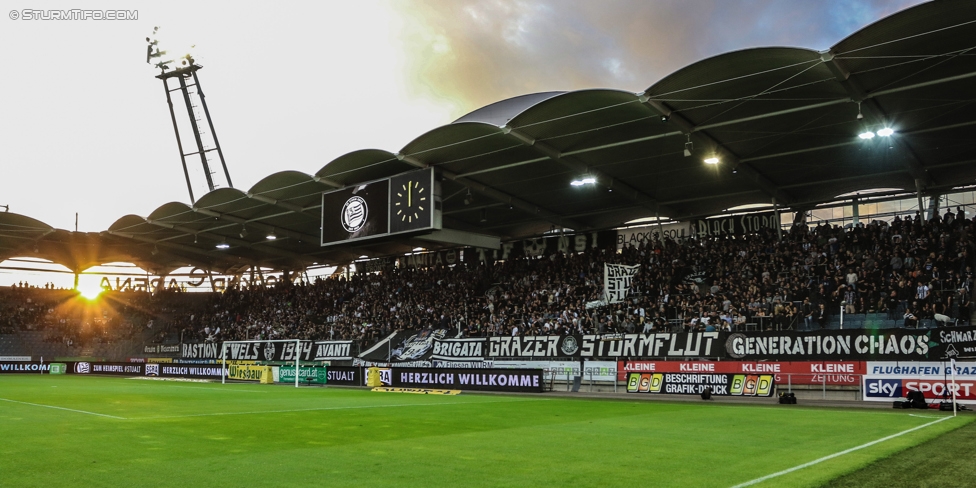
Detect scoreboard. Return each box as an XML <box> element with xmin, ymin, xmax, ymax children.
<box><xmin>320</xmin><ymin>168</ymin><xmax>437</xmax><ymax>246</ymax></box>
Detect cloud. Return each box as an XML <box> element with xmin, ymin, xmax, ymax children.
<box><xmin>390</xmin><ymin>0</ymin><xmax>925</xmax><ymax>119</ymax></box>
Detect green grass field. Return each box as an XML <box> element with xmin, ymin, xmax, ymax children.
<box><xmin>0</xmin><ymin>375</ymin><xmax>971</xmax><ymax>487</ymax></box>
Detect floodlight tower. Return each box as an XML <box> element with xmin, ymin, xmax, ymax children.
<box><xmin>146</xmin><ymin>27</ymin><xmax>233</xmax><ymax>203</ymax></box>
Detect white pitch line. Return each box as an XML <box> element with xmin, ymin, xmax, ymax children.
<box><xmin>729</xmin><ymin>415</ymin><xmax>954</xmax><ymax>488</ymax></box>
<box><xmin>0</xmin><ymin>397</ymin><xmax>126</xmax><ymax>420</ymax></box>
<box><xmin>133</xmin><ymin>398</ymin><xmax>546</xmax><ymax>420</ymax></box>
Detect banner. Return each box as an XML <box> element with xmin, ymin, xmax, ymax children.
<box><xmin>604</xmin><ymin>263</ymin><xmax>640</xmax><ymax>304</ymax></box>
<box><xmin>279</xmin><ymin>366</ymin><xmax>328</xmax><ymax>384</ymax></box>
<box><xmin>226</xmin><ymin>363</ymin><xmax>272</xmax><ymax>382</ymax></box>
<box><xmin>0</xmin><ymin>362</ymin><xmax>49</xmax><ymax>373</ymax></box>
<box><xmin>862</xmin><ymin>361</ymin><xmax>976</xmax><ymax>404</ymax></box>
<box><xmin>935</xmin><ymin>328</ymin><xmax>976</xmax><ymax>358</ymax></box>
<box><xmin>431</xmin><ymin>338</ymin><xmax>485</xmax><ymax>361</ymax></box>
<box><xmin>143</xmin><ymin>344</ymin><xmax>180</xmax><ymax>356</ymax></box>
<box><xmin>620</xmin><ymin>361</ymin><xmax>864</xmax><ymax>386</ymax></box>
<box><xmin>67</xmin><ymin>362</ymin><xmax>144</xmax><ymax>376</ymax></box>
<box><xmin>692</xmin><ymin>212</ymin><xmax>777</xmax><ymax>238</ymax></box>
<box><xmin>313</xmin><ymin>341</ymin><xmax>354</xmax><ymax>361</ymax></box>
<box><xmin>616</xmin><ymin>222</ymin><xmax>694</xmax><ymax>249</ymax></box>
<box><xmin>182</xmin><ymin>343</ymin><xmax>222</xmax><ymax>360</ymax></box>
<box><xmin>724</xmin><ymin>329</ymin><xmax>942</xmax><ymax>361</ymax></box>
<box><xmin>0</xmin><ymin>356</ymin><xmax>31</xmax><ymax>362</ymax></box>
<box><xmin>487</xmin><ymin>333</ymin><xmax>723</xmax><ymax>359</ymax></box>
<box><xmin>625</xmin><ymin>372</ymin><xmax>775</xmax><ymax>397</ymax></box>
<box><xmin>325</xmin><ymin>366</ymin><xmax>361</xmax><ymax>386</ymax></box>
<box><xmin>494</xmin><ymin>360</ymin><xmax>617</xmax><ymax>382</ymax></box>
<box><xmin>147</xmin><ymin>363</ymin><xmax>224</xmax><ymax>379</ymax></box>
<box><xmin>391</xmin><ymin>368</ymin><xmax>544</xmax><ymax>392</ymax></box>
<box><xmin>222</xmin><ymin>341</ymin><xmax>314</xmax><ymax>362</ymax></box>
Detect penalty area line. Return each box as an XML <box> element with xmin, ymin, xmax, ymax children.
<box><xmin>0</xmin><ymin>397</ymin><xmax>126</xmax><ymax>420</ymax></box>
<box><xmin>729</xmin><ymin>415</ymin><xmax>954</xmax><ymax>488</ymax></box>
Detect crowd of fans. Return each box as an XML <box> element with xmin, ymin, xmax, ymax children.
<box><xmin>1</xmin><ymin>207</ymin><xmax>973</xmax><ymax>354</ymax></box>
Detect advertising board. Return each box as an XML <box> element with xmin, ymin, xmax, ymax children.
<box><xmin>619</xmin><ymin>361</ymin><xmax>864</xmax><ymax>385</ymax></box>
<box><xmin>625</xmin><ymin>372</ymin><xmax>774</xmax><ymax>397</ymax></box>
<box><xmin>391</xmin><ymin>368</ymin><xmax>544</xmax><ymax>392</ymax></box>
<box><xmin>862</xmin><ymin>361</ymin><xmax>976</xmax><ymax>404</ymax></box>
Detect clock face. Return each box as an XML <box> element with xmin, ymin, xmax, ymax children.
<box><xmin>389</xmin><ymin>169</ymin><xmax>433</xmax><ymax>233</ymax></box>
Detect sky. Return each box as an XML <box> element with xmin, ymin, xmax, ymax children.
<box><xmin>0</xmin><ymin>0</ymin><xmax>925</xmax><ymax>234</ymax></box>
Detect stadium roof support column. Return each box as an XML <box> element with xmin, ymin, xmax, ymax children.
<box><xmin>820</xmin><ymin>50</ymin><xmax>935</xmax><ymax>188</ymax></box>
<box><xmin>773</xmin><ymin>198</ymin><xmax>782</xmax><ymax>241</ymax></box>
<box><xmin>501</xmin><ymin>127</ymin><xmax>678</xmax><ymax>217</ymax></box>
<box><xmin>395</xmin><ymin>153</ymin><xmax>586</xmax><ymax>231</ymax></box>
<box><xmin>915</xmin><ymin>179</ymin><xmax>925</xmax><ymax>218</ymax></box>
<box><xmin>638</xmin><ymin>96</ymin><xmax>792</xmax><ymax>206</ymax></box>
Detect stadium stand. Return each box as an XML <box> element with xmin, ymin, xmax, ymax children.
<box><xmin>2</xmin><ymin>207</ymin><xmax>971</xmax><ymax>359</ymax></box>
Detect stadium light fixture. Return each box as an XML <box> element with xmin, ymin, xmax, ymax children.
<box><xmin>683</xmin><ymin>134</ymin><xmax>693</xmax><ymax>157</ymax></box>
<box><xmin>571</xmin><ymin>177</ymin><xmax>596</xmax><ymax>187</ymax></box>
<box><xmin>266</xmin><ymin>229</ymin><xmax>277</xmax><ymax>240</ymax></box>
<box><xmin>877</xmin><ymin>128</ymin><xmax>894</xmax><ymax>137</ymax></box>
<box><xmin>215</xmin><ymin>242</ymin><xmax>230</xmax><ymax>250</ymax></box>
<box><xmin>858</xmin><ymin>131</ymin><xmax>875</xmax><ymax>140</ymax></box>
<box><xmin>704</xmin><ymin>157</ymin><xmax>719</xmax><ymax>165</ymax></box>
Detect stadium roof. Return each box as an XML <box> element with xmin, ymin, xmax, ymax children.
<box><xmin>2</xmin><ymin>0</ymin><xmax>975</xmax><ymax>275</ymax></box>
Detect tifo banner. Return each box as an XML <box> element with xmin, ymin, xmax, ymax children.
<box><xmin>723</xmin><ymin>328</ymin><xmax>953</xmax><ymax>361</ymax></box>
<box><xmin>391</xmin><ymin>368</ymin><xmax>544</xmax><ymax>392</ymax></box>
<box><xmin>626</xmin><ymin>372</ymin><xmax>775</xmax><ymax>397</ymax></box>
<box><xmin>692</xmin><ymin>212</ymin><xmax>777</xmax><ymax>238</ymax></box>
<box><xmin>222</xmin><ymin>341</ymin><xmax>314</xmax><ymax>362</ymax></box>
<box><xmin>226</xmin><ymin>364</ymin><xmax>272</xmax><ymax>382</ymax></box>
<box><xmin>935</xmin><ymin>328</ymin><xmax>976</xmax><ymax>358</ymax></box>
<box><xmin>604</xmin><ymin>263</ymin><xmax>640</xmax><ymax>304</ymax></box>
<box><xmin>143</xmin><ymin>344</ymin><xmax>180</xmax><ymax>356</ymax></box>
<box><xmin>620</xmin><ymin>361</ymin><xmax>864</xmax><ymax>386</ymax></box>
<box><xmin>616</xmin><ymin>222</ymin><xmax>694</xmax><ymax>249</ymax></box>
<box><xmin>0</xmin><ymin>361</ymin><xmax>49</xmax><ymax>373</ymax></box>
<box><xmin>182</xmin><ymin>343</ymin><xmax>222</xmax><ymax>360</ymax></box>
<box><xmin>313</xmin><ymin>341</ymin><xmax>354</xmax><ymax>361</ymax></box>
<box><xmin>862</xmin><ymin>361</ymin><xmax>976</xmax><ymax>405</ymax></box>
<box><xmin>431</xmin><ymin>338</ymin><xmax>486</xmax><ymax>361</ymax></box>
<box><xmin>494</xmin><ymin>360</ymin><xmax>617</xmax><ymax>382</ymax></box>
<box><xmin>487</xmin><ymin>332</ymin><xmax>723</xmax><ymax>359</ymax></box>
<box><xmin>278</xmin><ymin>366</ymin><xmax>328</xmax><ymax>384</ymax></box>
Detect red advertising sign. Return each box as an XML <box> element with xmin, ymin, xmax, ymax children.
<box><xmin>618</xmin><ymin>361</ymin><xmax>865</xmax><ymax>385</ymax></box>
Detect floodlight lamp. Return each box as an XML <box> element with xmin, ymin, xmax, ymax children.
<box><xmin>463</xmin><ymin>188</ymin><xmax>473</xmax><ymax>206</ymax></box>
<box><xmin>858</xmin><ymin>131</ymin><xmax>875</xmax><ymax>140</ymax></box>
<box><xmin>266</xmin><ymin>232</ymin><xmax>277</xmax><ymax>240</ymax></box>
<box><xmin>683</xmin><ymin>134</ymin><xmax>693</xmax><ymax>157</ymax></box>
<box><xmin>571</xmin><ymin>177</ymin><xmax>596</xmax><ymax>187</ymax></box>
<box><xmin>856</xmin><ymin>101</ymin><xmax>864</xmax><ymax>120</ymax></box>
<box><xmin>216</xmin><ymin>242</ymin><xmax>230</xmax><ymax>250</ymax></box>
<box><xmin>877</xmin><ymin>128</ymin><xmax>894</xmax><ymax>137</ymax></box>
<box><xmin>480</xmin><ymin>208</ymin><xmax>488</xmax><ymax>223</ymax></box>
<box><xmin>704</xmin><ymin>157</ymin><xmax>719</xmax><ymax>165</ymax></box>
<box><xmin>239</xmin><ymin>225</ymin><xmax>248</xmax><ymax>238</ymax></box>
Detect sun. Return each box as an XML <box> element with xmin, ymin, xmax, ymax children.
<box><xmin>77</xmin><ymin>283</ymin><xmax>104</xmax><ymax>300</ymax></box>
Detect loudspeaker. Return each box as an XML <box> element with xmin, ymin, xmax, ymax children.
<box><xmin>700</xmin><ymin>387</ymin><xmax>712</xmax><ymax>400</ymax></box>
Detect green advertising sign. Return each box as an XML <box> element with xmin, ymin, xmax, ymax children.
<box><xmin>49</xmin><ymin>363</ymin><xmax>67</xmax><ymax>375</ymax></box>
<box><xmin>279</xmin><ymin>366</ymin><xmax>327</xmax><ymax>384</ymax></box>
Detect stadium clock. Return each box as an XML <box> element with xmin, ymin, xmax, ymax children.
<box><xmin>389</xmin><ymin>169</ymin><xmax>433</xmax><ymax>233</ymax></box>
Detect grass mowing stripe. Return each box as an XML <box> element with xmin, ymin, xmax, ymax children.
<box><xmin>131</xmin><ymin>397</ymin><xmax>547</xmax><ymax>420</ymax></box>
<box><xmin>729</xmin><ymin>415</ymin><xmax>955</xmax><ymax>488</ymax></box>
<box><xmin>0</xmin><ymin>397</ymin><xmax>126</xmax><ymax>420</ymax></box>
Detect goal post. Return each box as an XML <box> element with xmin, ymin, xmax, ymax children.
<box><xmin>221</xmin><ymin>339</ymin><xmax>302</xmax><ymax>388</ymax></box>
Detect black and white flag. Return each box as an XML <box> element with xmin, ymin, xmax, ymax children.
<box><xmin>604</xmin><ymin>263</ymin><xmax>640</xmax><ymax>304</ymax></box>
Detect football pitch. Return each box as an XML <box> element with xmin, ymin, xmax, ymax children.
<box><xmin>0</xmin><ymin>375</ymin><xmax>971</xmax><ymax>487</ymax></box>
